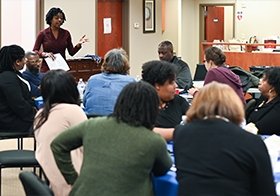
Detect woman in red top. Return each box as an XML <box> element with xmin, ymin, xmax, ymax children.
<box><xmin>33</xmin><ymin>7</ymin><xmax>89</xmax><ymax>73</ymax></box>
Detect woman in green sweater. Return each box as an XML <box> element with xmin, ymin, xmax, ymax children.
<box><xmin>51</xmin><ymin>81</ymin><xmax>172</xmax><ymax>196</ymax></box>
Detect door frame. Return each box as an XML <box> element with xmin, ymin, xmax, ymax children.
<box><xmin>199</xmin><ymin>3</ymin><xmax>235</xmax><ymax>60</ymax></box>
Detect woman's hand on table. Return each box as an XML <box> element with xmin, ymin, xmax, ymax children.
<box><xmin>153</xmin><ymin>127</ymin><xmax>174</xmax><ymax>142</ymax></box>
<box><xmin>188</xmin><ymin>87</ymin><xmax>199</xmax><ymax>96</ymax></box>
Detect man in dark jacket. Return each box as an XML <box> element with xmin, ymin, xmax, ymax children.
<box><xmin>22</xmin><ymin>51</ymin><xmax>44</xmax><ymax>98</ymax></box>
<box><xmin>158</xmin><ymin>40</ymin><xmax>193</xmax><ymax>89</ymax></box>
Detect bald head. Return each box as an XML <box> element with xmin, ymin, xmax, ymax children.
<box><xmin>158</xmin><ymin>41</ymin><xmax>174</xmax><ymax>62</ymax></box>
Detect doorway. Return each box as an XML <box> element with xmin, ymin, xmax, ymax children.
<box><xmin>205</xmin><ymin>6</ymin><xmax>224</xmax><ymax>42</ymax></box>
<box><xmin>199</xmin><ymin>4</ymin><xmax>235</xmax><ymax>60</ymax></box>
<box><xmin>97</xmin><ymin>0</ymin><xmax>129</xmax><ymax>58</ymax></box>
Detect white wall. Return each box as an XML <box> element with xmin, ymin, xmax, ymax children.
<box><xmin>235</xmin><ymin>0</ymin><xmax>280</xmax><ymax>46</ymax></box>
<box><xmin>128</xmin><ymin>0</ymin><xmax>163</xmax><ymax>77</ymax></box>
<box><xmin>224</xmin><ymin>6</ymin><xmax>233</xmax><ymax>42</ymax></box>
<box><xmin>180</xmin><ymin>0</ymin><xmax>196</xmax><ymax>75</ymax></box>
<box><xmin>1</xmin><ymin>0</ymin><xmax>36</xmax><ymax>51</ymax></box>
<box><xmin>162</xmin><ymin>0</ymin><xmax>179</xmax><ymax>55</ymax></box>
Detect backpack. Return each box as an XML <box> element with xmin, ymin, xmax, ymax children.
<box><xmin>229</xmin><ymin>66</ymin><xmax>260</xmax><ymax>92</ymax></box>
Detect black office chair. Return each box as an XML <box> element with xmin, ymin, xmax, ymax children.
<box><xmin>193</xmin><ymin>63</ymin><xmax>207</xmax><ymax>81</ymax></box>
<box><xmin>0</xmin><ymin>131</ymin><xmax>36</xmax><ymax>150</ymax></box>
<box><xmin>19</xmin><ymin>171</ymin><xmax>54</xmax><ymax>196</ymax></box>
<box><xmin>0</xmin><ymin>132</ymin><xmax>40</xmax><ymax>196</ymax></box>
<box><xmin>245</xmin><ymin>98</ymin><xmax>256</xmax><ymax>116</ymax></box>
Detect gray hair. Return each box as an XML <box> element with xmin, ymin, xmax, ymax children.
<box><xmin>101</xmin><ymin>48</ymin><xmax>130</xmax><ymax>75</ymax></box>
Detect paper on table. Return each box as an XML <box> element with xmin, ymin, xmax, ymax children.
<box><xmin>264</xmin><ymin>134</ymin><xmax>280</xmax><ymax>156</ymax></box>
<box><xmin>45</xmin><ymin>53</ymin><xmax>70</xmax><ymax>71</ymax></box>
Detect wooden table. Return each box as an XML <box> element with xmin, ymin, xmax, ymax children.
<box><xmin>67</xmin><ymin>58</ymin><xmax>102</xmax><ymax>82</ymax></box>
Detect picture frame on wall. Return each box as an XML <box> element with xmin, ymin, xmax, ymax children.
<box><xmin>143</xmin><ymin>0</ymin><xmax>155</xmax><ymax>33</ymax></box>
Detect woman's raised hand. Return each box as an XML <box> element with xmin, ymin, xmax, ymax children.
<box><xmin>77</xmin><ymin>35</ymin><xmax>89</xmax><ymax>47</ymax></box>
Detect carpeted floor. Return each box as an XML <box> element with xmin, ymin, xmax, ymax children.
<box><xmin>1</xmin><ymin>138</ymin><xmax>37</xmax><ymax>196</ymax></box>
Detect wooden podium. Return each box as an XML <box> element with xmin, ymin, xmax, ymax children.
<box><xmin>67</xmin><ymin>58</ymin><xmax>102</xmax><ymax>82</ymax></box>
<box><xmin>201</xmin><ymin>42</ymin><xmax>280</xmax><ymax>71</ymax></box>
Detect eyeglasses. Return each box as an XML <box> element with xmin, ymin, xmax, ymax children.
<box><xmin>26</xmin><ymin>59</ymin><xmax>42</xmax><ymax>64</ymax></box>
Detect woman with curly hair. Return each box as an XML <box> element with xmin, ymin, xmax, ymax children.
<box><xmin>33</xmin><ymin>7</ymin><xmax>89</xmax><ymax>72</ymax></box>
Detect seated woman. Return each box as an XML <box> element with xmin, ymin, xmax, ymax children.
<box><xmin>246</xmin><ymin>66</ymin><xmax>280</xmax><ymax>135</ymax></box>
<box><xmin>174</xmin><ymin>81</ymin><xmax>276</xmax><ymax>195</ymax></box>
<box><xmin>51</xmin><ymin>81</ymin><xmax>172</xmax><ymax>196</ymax></box>
<box><xmin>188</xmin><ymin>46</ymin><xmax>246</xmax><ymax>106</ymax></box>
<box><xmin>142</xmin><ymin>60</ymin><xmax>190</xmax><ymax>141</ymax></box>
<box><xmin>83</xmin><ymin>48</ymin><xmax>135</xmax><ymax>115</ymax></box>
<box><xmin>33</xmin><ymin>69</ymin><xmax>87</xmax><ymax>196</ymax></box>
<box><xmin>0</xmin><ymin>44</ymin><xmax>36</xmax><ymax>132</ymax></box>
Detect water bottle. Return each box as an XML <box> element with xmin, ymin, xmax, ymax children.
<box><xmin>77</xmin><ymin>78</ymin><xmax>86</xmax><ymax>100</ymax></box>
<box><xmin>135</xmin><ymin>75</ymin><xmax>141</xmax><ymax>82</ymax></box>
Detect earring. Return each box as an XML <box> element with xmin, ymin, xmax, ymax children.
<box><xmin>269</xmin><ymin>89</ymin><xmax>272</xmax><ymax>93</ymax></box>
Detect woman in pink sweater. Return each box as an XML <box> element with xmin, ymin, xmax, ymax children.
<box><xmin>33</xmin><ymin>70</ymin><xmax>87</xmax><ymax>196</ymax></box>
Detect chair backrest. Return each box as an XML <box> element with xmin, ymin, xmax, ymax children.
<box><xmin>193</xmin><ymin>64</ymin><xmax>207</xmax><ymax>81</ymax></box>
<box><xmin>245</xmin><ymin>98</ymin><xmax>256</xmax><ymax>116</ymax></box>
<box><xmin>86</xmin><ymin>114</ymin><xmax>104</xmax><ymax>119</ymax></box>
<box><xmin>19</xmin><ymin>171</ymin><xmax>54</xmax><ymax>196</ymax></box>
<box><xmin>0</xmin><ymin>131</ymin><xmax>36</xmax><ymax>150</ymax></box>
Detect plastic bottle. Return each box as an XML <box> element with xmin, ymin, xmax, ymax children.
<box><xmin>135</xmin><ymin>75</ymin><xmax>141</xmax><ymax>82</ymax></box>
<box><xmin>77</xmin><ymin>78</ymin><xmax>86</xmax><ymax>100</ymax></box>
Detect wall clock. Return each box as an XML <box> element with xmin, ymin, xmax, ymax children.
<box><xmin>145</xmin><ymin>7</ymin><xmax>151</xmax><ymax>20</ymax></box>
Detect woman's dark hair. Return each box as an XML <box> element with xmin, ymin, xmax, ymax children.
<box><xmin>34</xmin><ymin>69</ymin><xmax>79</xmax><ymax>131</ymax></box>
<box><xmin>45</xmin><ymin>7</ymin><xmax>66</xmax><ymax>25</ymax></box>
<box><xmin>0</xmin><ymin>45</ymin><xmax>25</xmax><ymax>73</ymax></box>
<box><xmin>263</xmin><ymin>67</ymin><xmax>280</xmax><ymax>95</ymax></box>
<box><xmin>110</xmin><ymin>81</ymin><xmax>160</xmax><ymax>130</ymax></box>
<box><xmin>142</xmin><ymin>60</ymin><xmax>177</xmax><ymax>86</ymax></box>
<box><xmin>101</xmin><ymin>48</ymin><xmax>130</xmax><ymax>74</ymax></box>
<box><xmin>204</xmin><ymin>47</ymin><xmax>226</xmax><ymax>66</ymax></box>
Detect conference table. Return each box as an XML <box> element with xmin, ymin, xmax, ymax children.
<box><xmin>153</xmin><ymin>142</ymin><xmax>280</xmax><ymax>196</ymax></box>
<box><xmin>153</xmin><ymin>142</ymin><xmax>178</xmax><ymax>196</ymax></box>
<box><xmin>192</xmin><ymin>81</ymin><xmax>259</xmax><ymax>96</ymax></box>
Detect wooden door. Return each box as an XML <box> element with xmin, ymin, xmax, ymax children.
<box><xmin>97</xmin><ymin>0</ymin><xmax>123</xmax><ymax>58</ymax></box>
<box><xmin>205</xmin><ymin>6</ymin><xmax>224</xmax><ymax>42</ymax></box>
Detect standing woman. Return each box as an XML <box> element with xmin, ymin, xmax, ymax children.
<box><xmin>0</xmin><ymin>45</ymin><xmax>36</xmax><ymax>132</ymax></box>
<box><xmin>33</xmin><ymin>7</ymin><xmax>89</xmax><ymax>73</ymax></box>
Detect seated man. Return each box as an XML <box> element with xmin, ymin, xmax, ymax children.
<box><xmin>22</xmin><ymin>51</ymin><xmax>43</xmax><ymax>98</ymax></box>
<box><xmin>142</xmin><ymin>60</ymin><xmax>190</xmax><ymax>141</ymax></box>
<box><xmin>158</xmin><ymin>40</ymin><xmax>193</xmax><ymax>89</ymax></box>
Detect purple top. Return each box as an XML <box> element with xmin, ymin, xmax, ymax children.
<box><xmin>204</xmin><ymin>66</ymin><xmax>246</xmax><ymax>106</ymax></box>
<box><xmin>33</xmin><ymin>27</ymin><xmax>81</xmax><ymax>73</ymax></box>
